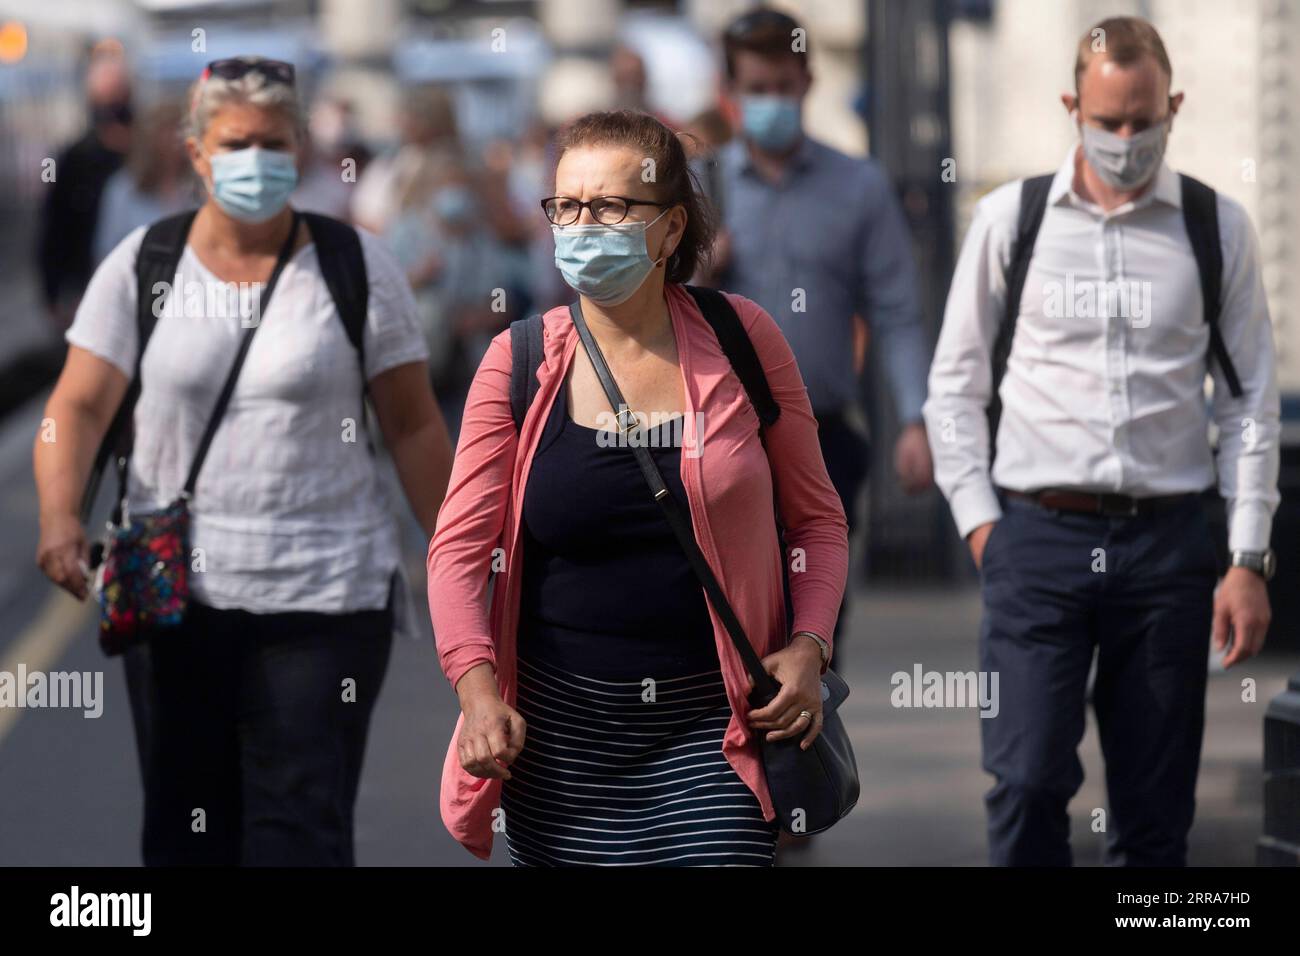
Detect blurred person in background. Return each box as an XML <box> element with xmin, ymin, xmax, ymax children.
<box><xmin>36</xmin><ymin>46</ymin><xmax>134</xmax><ymax>328</ymax></box>
<box><xmin>609</xmin><ymin>43</ymin><xmax>676</xmax><ymax>127</ymax></box>
<box><xmin>294</xmin><ymin>95</ymin><xmax>371</xmax><ymax>220</ymax></box>
<box><xmin>683</xmin><ymin>106</ymin><xmax>733</xmax><ymax>228</ymax></box>
<box><xmin>34</xmin><ymin>56</ymin><xmax>454</xmax><ymax>866</ymax></box>
<box><xmin>428</xmin><ymin>109</ymin><xmax>847</xmax><ymax>865</ymax></box>
<box><xmin>385</xmin><ymin>158</ymin><xmax>531</xmax><ymax>435</ymax></box>
<box><xmin>489</xmin><ymin>120</ymin><xmax>570</xmax><ymax>328</ymax></box>
<box><xmin>924</xmin><ymin>17</ymin><xmax>1278</xmax><ymax>866</ymax></box>
<box><xmin>351</xmin><ymin>86</ymin><xmax>461</xmax><ymax>235</ymax></box>
<box><xmin>709</xmin><ymin>7</ymin><xmax>933</xmax><ymax>667</ymax></box>
<box><xmin>92</xmin><ymin>100</ymin><xmax>193</xmax><ymax>266</ymax></box>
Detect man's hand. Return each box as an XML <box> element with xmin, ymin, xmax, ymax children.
<box><xmin>894</xmin><ymin>422</ymin><xmax>934</xmax><ymax>494</ymax></box>
<box><xmin>1213</xmin><ymin>566</ymin><xmax>1271</xmax><ymax>668</ymax></box>
<box><xmin>968</xmin><ymin>521</ymin><xmax>995</xmax><ymax>570</ymax></box>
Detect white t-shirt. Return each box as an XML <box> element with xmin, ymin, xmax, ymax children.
<box><xmin>67</xmin><ymin>221</ymin><xmax>430</xmax><ymax>614</ymax></box>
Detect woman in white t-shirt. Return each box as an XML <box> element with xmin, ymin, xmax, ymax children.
<box><xmin>33</xmin><ymin>57</ymin><xmax>454</xmax><ymax>866</ymax></box>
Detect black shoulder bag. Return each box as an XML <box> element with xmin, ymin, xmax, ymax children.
<box><xmin>93</xmin><ymin>212</ymin><xmax>301</xmax><ymax>656</ymax></box>
<box><xmin>568</xmin><ymin>299</ymin><xmax>860</xmax><ymax>836</ymax></box>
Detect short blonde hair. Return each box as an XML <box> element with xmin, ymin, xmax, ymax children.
<box><xmin>1075</xmin><ymin>16</ymin><xmax>1172</xmax><ymax>95</ymax></box>
<box><xmin>185</xmin><ymin>56</ymin><xmax>304</xmax><ymax>141</ymax></box>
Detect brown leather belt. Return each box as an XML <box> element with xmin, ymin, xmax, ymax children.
<box><xmin>1000</xmin><ymin>487</ymin><xmax>1202</xmax><ymax>517</ymax></box>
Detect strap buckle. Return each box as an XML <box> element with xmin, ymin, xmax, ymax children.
<box><xmin>616</xmin><ymin>403</ymin><xmax>639</xmax><ymax>435</ymax></box>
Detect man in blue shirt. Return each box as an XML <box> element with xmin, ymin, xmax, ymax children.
<box><xmin>710</xmin><ymin>7</ymin><xmax>933</xmax><ymax>656</ymax></box>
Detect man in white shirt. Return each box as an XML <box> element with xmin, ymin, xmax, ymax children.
<box><xmin>924</xmin><ymin>16</ymin><xmax>1279</xmax><ymax>866</ymax></box>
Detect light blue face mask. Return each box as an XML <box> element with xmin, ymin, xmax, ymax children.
<box><xmin>433</xmin><ymin>185</ymin><xmax>476</xmax><ymax>224</ymax></box>
<box><xmin>552</xmin><ymin>207</ymin><xmax>670</xmax><ymax>306</ymax></box>
<box><xmin>207</xmin><ymin>146</ymin><xmax>299</xmax><ymax>223</ymax></box>
<box><xmin>739</xmin><ymin>94</ymin><xmax>802</xmax><ymax>151</ymax></box>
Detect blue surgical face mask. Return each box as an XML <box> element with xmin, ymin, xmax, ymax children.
<box><xmin>739</xmin><ymin>94</ymin><xmax>802</xmax><ymax>151</ymax></box>
<box><xmin>433</xmin><ymin>185</ymin><xmax>476</xmax><ymax>224</ymax></box>
<box><xmin>206</xmin><ymin>146</ymin><xmax>299</xmax><ymax>223</ymax></box>
<box><xmin>552</xmin><ymin>208</ymin><xmax>671</xmax><ymax>306</ymax></box>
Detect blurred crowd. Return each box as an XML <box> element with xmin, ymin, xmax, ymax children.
<box><xmin>35</xmin><ymin>41</ymin><xmax>743</xmax><ymax>433</ymax></box>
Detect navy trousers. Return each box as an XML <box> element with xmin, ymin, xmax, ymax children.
<box><xmin>122</xmin><ymin>596</ymin><xmax>394</xmax><ymax>866</ymax></box>
<box><xmin>978</xmin><ymin>492</ymin><xmax>1218</xmax><ymax>866</ymax></box>
<box><xmin>815</xmin><ymin>412</ymin><xmax>870</xmax><ymax>666</ymax></box>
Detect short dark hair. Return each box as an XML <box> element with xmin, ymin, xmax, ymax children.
<box><xmin>1075</xmin><ymin>16</ymin><xmax>1172</xmax><ymax>95</ymax></box>
<box><xmin>722</xmin><ymin>6</ymin><xmax>810</xmax><ymax>81</ymax></box>
<box><xmin>554</xmin><ymin>109</ymin><xmax>715</xmax><ymax>285</ymax></box>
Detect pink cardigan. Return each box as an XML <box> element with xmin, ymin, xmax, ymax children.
<box><xmin>427</xmin><ymin>283</ymin><xmax>849</xmax><ymax>859</ymax></box>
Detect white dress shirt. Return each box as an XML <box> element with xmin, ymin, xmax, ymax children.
<box><xmin>924</xmin><ymin>148</ymin><xmax>1280</xmax><ymax>552</ymax></box>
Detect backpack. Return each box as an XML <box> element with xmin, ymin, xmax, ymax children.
<box><xmin>508</xmin><ymin>284</ymin><xmax>780</xmax><ymax>434</ymax></box>
<box><xmin>80</xmin><ymin>209</ymin><xmax>370</xmax><ymax>521</ymax></box>
<box><xmin>989</xmin><ymin>172</ymin><xmax>1243</xmax><ymax>443</ymax></box>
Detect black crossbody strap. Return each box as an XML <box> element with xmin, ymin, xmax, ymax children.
<box><xmin>567</xmin><ymin>300</ymin><xmax>781</xmax><ymax>703</ymax></box>
<box><xmin>181</xmin><ymin>211</ymin><xmax>300</xmax><ymax>497</ymax></box>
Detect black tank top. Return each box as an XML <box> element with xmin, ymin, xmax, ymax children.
<box><xmin>517</xmin><ymin>392</ymin><xmax>720</xmax><ymax>680</ymax></box>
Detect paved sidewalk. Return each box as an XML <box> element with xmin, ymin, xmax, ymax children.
<box><xmin>0</xmin><ymin>394</ymin><xmax>1291</xmax><ymax>866</ymax></box>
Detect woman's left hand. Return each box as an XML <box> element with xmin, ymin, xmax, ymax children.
<box><xmin>746</xmin><ymin>637</ymin><xmax>825</xmax><ymax>750</ymax></box>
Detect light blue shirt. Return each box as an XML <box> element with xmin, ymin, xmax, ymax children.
<box><xmin>715</xmin><ymin>135</ymin><xmax>928</xmax><ymax>421</ymax></box>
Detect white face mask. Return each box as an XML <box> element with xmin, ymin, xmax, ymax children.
<box><xmin>1078</xmin><ymin>116</ymin><xmax>1169</xmax><ymax>191</ymax></box>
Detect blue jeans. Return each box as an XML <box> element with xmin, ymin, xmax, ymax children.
<box><xmin>123</xmin><ymin>594</ymin><xmax>393</xmax><ymax>866</ymax></box>
<box><xmin>978</xmin><ymin>492</ymin><xmax>1218</xmax><ymax>866</ymax></box>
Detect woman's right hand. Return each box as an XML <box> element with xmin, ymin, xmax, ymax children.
<box><xmin>457</xmin><ymin>684</ymin><xmax>526</xmax><ymax>780</ymax></box>
<box><xmin>36</xmin><ymin>512</ymin><xmax>90</xmax><ymax>600</ymax></box>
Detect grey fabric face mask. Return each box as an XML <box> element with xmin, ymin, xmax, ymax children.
<box><xmin>1079</xmin><ymin>118</ymin><xmax>1169</xmax><ymax>191</ymax></box>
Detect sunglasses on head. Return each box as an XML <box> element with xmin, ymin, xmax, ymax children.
<box><xmin>201</xmin><ymin>58</ymin><xmax>296</xmax><ymax>86</ymax></box>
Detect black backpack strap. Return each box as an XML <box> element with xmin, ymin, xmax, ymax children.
<box><xmin>684</xmin><ymin>284</ymin><xmax>780</xmax><ymax>430</ymax></box>
<box><xmin>300</xmin><ymin>211</ymin><xmax>368</xmax><ymax>371</ymax></box>
<box><xmin>1180</xmin><ymin>174</ymin><xmax>1243</xmax><ymax>399</ymax></box>
<box><xmin>508</xmin><ymin>289</ymin><xmax>781</xmax><ymax>436</ymax></box>
<box><xmin>509</xmin><ymin>313</ymin><xmax>545</xmax><ymax>432</ymax></box>
<box><xmin>81</xmin><ymin>209</ymin><xmax>198</xmax><ymax>524</ymax></box>
<box><xmin>988</xmin><ymin>174</ymin><xmax>1053</xmax><ymax>448</ymax></box>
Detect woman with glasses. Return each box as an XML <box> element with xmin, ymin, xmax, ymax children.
<box><xmin>427</xmin><ymin>109</ymin><xmax>848</xmax><ymax>866</ymax></box>
<box><xmin>34</xmin><ymin>56</ymin><xmax>454</xmax><ymax>865</ymax></box>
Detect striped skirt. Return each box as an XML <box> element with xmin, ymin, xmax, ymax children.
<box><xmin>500</xmin><ymin>656</ymin><xmax>779</xmax><ymax>866</ymax></box>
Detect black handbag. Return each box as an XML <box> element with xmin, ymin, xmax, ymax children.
<box><xmin>568</xmin><ymin>300</ymin><xmax>860</xmax><ymax>836</ymax></box>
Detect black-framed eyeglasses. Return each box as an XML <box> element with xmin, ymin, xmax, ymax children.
<box><xmin>202</xmin><ymin>58</ymin><xmax>296</xmax><ymax>87</ymax></box>
<box><xmin>541</xmin><ymin>195</ymin><xmax>671</xmax><ymax>226</ymax></box>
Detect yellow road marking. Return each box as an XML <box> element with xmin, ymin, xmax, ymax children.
<box><xmin>0</xmin><ymin>590</ymin><xmax>92</xmax><ymax>742</ymax></box>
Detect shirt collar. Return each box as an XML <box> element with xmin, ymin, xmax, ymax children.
<box><xmin>731</xmin><ymin>134</ymin><xmax>818</xmax><ymax>179</ymax></box>
<box><xmin>1049</xmin><ymin>144</ymin><xmax>1181</xmax><ymax>213</ymax></box>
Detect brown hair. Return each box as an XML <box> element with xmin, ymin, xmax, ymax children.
<box><xmin>554</xmin><ymin>109</ymin><xmax>715</xmax><ymax>285</ymax></box>
<box><xmin>723</xmin><ymin>6</ymin><xmax>810</xmax><ymax>80</ymax></box>
<box><xmin>1075</xmin><ymin>16</ymin><xmax>1172</xmax><ymax>94</ymax></box>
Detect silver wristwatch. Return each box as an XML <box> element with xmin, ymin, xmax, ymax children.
<box><xmin>793</xmin><ymin>631</ymin><xmax>830</xmax><ymax>668</ymax></box>
<box><xmin>1230</xmin><ymin>549</ymin><xmax>1277</xmax><ymax>581</ymax></box>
